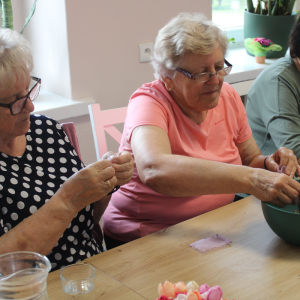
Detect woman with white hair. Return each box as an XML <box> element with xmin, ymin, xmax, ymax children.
<box><xmin>102</xmin><ymin>13</ymin><xmax>300</xmax><ymax>249</ymax></box>
<box><xmin>0</xmin><ymin>28</ymin><xmax>134</xmax><ymax>271</ymax></box>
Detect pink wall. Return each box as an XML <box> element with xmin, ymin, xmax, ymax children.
<box><xmin>65</xmin><ymin>0</ymin><xmax>211</xmax><ymax>109</ymax></box>
<box><xmin>11</xmin><ymin>0</ymin><xmax>212</xmax><ymax>164</ymax></box>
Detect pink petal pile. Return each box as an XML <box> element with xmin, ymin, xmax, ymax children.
<box><xmin>156</xmin><ymin>281</ymin><xmax>233</xmax><ymax>300</ymax></box>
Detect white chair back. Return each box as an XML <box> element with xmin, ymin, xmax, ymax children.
<box><xmin>88</xmin><ymin>104</ymin><xmax>127</xmax><ymax>160</ymax></box>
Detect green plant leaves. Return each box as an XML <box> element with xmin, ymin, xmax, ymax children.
<box><xmin>20</xmin><ymin>0</ymin><xmax>38</xmax><ymax>34</ymax></box>
<box><xmin>1</xmin><ymin>0</ymin><xmax>13</xmax><ymax>30</ymax></box>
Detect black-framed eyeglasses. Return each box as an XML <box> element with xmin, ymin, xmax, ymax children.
<box><xmin>0</xmin><ymin>76</ymin><xmax>41</xmax><ymax>116</ymax></box>
<box><xmin>176</xmin><ymin>59</ymin><xmax>232</xmax><ymax>83</ymax></box>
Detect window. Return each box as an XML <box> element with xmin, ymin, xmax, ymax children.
<box><xmin>212</xmin><ymin>0</ymin><xmax>256</xmax><ymax>45</ymax></box>
<box><xmin>212</xmin><ymin>0</ymin><xmax>246</xmax><ymax>29</ymax></box>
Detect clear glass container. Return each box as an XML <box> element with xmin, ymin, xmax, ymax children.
<box><xmin>0</xmin><ymin>251</ymin><xmax>51</xmax><ymax>300</ymax></box>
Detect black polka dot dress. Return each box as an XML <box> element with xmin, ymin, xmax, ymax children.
<box><xmin>0</xmin><ymin>114</ymin><xmax>100</xmax><ymax>271</ymax></box>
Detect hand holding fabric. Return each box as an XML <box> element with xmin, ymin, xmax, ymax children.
<box><xmin>102</xmin><ymin>151</ymin><xmax>134</xmax><ymax>186</ymax></box>
<box><xmin>265</xmin><ymin>147</ymin><xmax>300</xmax><ymax>177</ymax></box>
<box><xmin>57</xmin><ymin>160</ymin><xmax>117</xmax><ymax>213</ymax></box>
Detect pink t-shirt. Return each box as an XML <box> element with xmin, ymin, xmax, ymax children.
<box><xmin>103</xmin><ymin>80</ymin><xmax>252</xmax><ymax>242</ymax></box>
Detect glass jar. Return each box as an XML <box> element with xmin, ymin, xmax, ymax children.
<box><xmin>0</xmin><ymin>251</ymin><xmax>51</xmax><ymax>300</ymax></box>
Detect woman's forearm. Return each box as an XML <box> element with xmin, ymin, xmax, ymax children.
<box><xmin>139</xmin><ymin>154</ymin><xmax>255</xmax><ymax>197</ymax></box>
<box><xmin>0</xmin><ymin>194</ymin><xmax>77</xmax><ymax>255</ymax></box>
<box><xmin>132</xmin><ymin>126</ymin><xmax>257</xmax><ymax>197</ymax></box>
<box><xmin>245</xmin><ymin>154</ymin><xmax>266</xmax><ymax>169</ymax></box>
<box><xmin>0</xmin><ymin>159</ymin><xmax>119</xmax><ymax>255</ymax></box>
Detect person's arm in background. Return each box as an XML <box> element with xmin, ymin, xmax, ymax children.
<box><xmin>236</xmin><ymin>134</ymin><xmax>300</xmax><ymax>206</ymax></box>
<box><xmin>266</xmin><ymin>81</ymin><xmax>300</xmax><ymax>158</ymax></box>
<box><xmin>237</xmin><ymin>135</ymin><xmax>300</xmax><ymax>176</ymax></box>
<box><xmin>0</xmin><ymin>160</ymin><xmax>117</xmax><ymax>256</ymax></box>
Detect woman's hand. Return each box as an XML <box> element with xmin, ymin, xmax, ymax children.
<box><xmin>251</xmin><ymin>168</ymin><xmax>300</xmax><ymax>207</ymax></box>
<box><xmin>57</xmin><ymin>160</ymin><xmax>117</xmax><ymax>213</ymax></box>
<box><xmin>265</xmin><ymin>147</ymin><xmax>300</xmax><ymax>177</ymax></box>
<box><xmin>102</xmin><ymin>151</ymin><xmax>134</xmax><ymax>186</ymax></box>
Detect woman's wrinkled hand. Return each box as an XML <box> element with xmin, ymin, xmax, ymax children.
<box><xmin>102</xmin><ymin>151</ymin><xmax>134</xmax><ymax>186</ymax></box>
<box><xmin>57</xmin><ymin>160</ymin><xmax>117</xmax><ymax>213</ymax></box>
<box><xmin>251</xmin><ymin>168</ymin><xmax>300</xmax><ymax>207</ymax></box>
<box><xmin>265</xmin><ymin>147</ymin><xmax>300</xmax><ymax>177</ymax></box>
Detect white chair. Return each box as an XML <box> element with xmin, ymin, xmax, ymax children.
<box><xmin>88</xmin><ymin>103</ymin><xmax>128</xmax><ymax>251</ymax></box>
<box><xmin>88</xmin><ymin>103</ymin><xmax>127</xmax><ymax>160</ymax></box>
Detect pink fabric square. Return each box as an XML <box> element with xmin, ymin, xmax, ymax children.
<box><xmin>190</xmin><ymin>235</ymin><xmax>232</xmax><ymax>253</ymax></box>
<box><xmin>276</xmin><ymin>165</ymin><xmax>286</xmax><ymax>173</ymax></box>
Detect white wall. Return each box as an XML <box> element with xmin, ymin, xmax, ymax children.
<box><xmin>65</xmin><ymin>0</ymin><xmax>211</xmax><ymax>109</ymax></box>
<box><xmin>10</xmin><ymin>0</ymin><xmax>211</xmax><ymax>164</ymax></box>
<box><xmin>12</xmin><ymin>0</ymin><xmax>72</xmax><ymax>99</ymax></box>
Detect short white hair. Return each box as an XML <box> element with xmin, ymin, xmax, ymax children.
<box><xmin>151</xmin><ymin>13</ymin><xmax>228</xmax><ymax>80</ymax></box>
<box><xmin>0</xmin><ymin>28</ymin><xmax>33</xmax><ymax>89</ymax></box>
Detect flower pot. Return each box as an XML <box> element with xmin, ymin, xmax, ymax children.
<box><xmin>255</xmin><ymin>55</ymin><xmax>266</xmax><ymax>64</ymax></box>
<box><xmin>244</xmin><ymin>11</ymin><xmax>296</xmax><ymax>58</ymax></box>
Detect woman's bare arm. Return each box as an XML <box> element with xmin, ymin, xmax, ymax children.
<box><xmin>237</xmin><ymin>135</ymin><xmax>300</xmax><ymax>177</ymax></box>
<box><xmin>0</xmin><ymin>160</ymin><xmax>117</xmax><ymax>255</ymax></box>
<box><xmin>0</xmin><ymin>193</ymin><xmax>77</xmax><ymax>255</ymax></box>
<box><xmin>131</xmin><ymin>125</ymin><xmax>300</xmax><ymax>206</ymax></box>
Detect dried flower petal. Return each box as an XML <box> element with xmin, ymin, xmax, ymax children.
<box><xmin>186</xmin><ymin>281</ymin><xmax>199</xmax><ymax>292</ymax></box>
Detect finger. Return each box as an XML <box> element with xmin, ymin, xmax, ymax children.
<box><xmin>90</xmin><ymin>159</ymin><xmax>112</xmax><ymax>172</ymax></box>
<box><xmin>102</xmin><ymin>151</ymin><xmax>116</xmax><ymax>160</ymax></box>
<box><xmin>104</xmin><ymin>175</ymin><xmax>118</xmax><ymax>190</ymax></box>
<box><xmin>289</xmin><ymin>178</ymin><xmax>300</xmax><ymax>193</ymax></box>
<box><xmin>293</xmin><ymin>195</ymin><xmax>300</xmax><ymax>205</ymax></box>
<box><xmin>287</xmin><ymin>165</ymin><xmax>297</xmax><ymax>178</ymax></box>
<box><xmin>95</xmin><ymin>166</ymin><xmax>116</xmax><ymax>183</ymax></box>
<box><xmin>112</xmin><ymin>160</ymin><xmax>133</xmax><ymax>172</ymax></box>
<box><xmin>110</xmin><ymin>152</ymin><xmax>132</xmax><ymax>164</ymax></box>
<box><xmin>283</xmin><ymin>155</ymin><xmax>298</xmax><ymax>177</ymax></box>
<box><xmin>268</xmin><ymin>197</ymin><xmax>288</xmax><ymax>208</ymax></box>
<box><xmin>282</xmin><ymin>187</ymin><xmax>299</xmax><ymax>205</ymax></box>
<box><xmin>278</xmin><ymin>155</ymin><xmax>289</xmax><ymax>169</ymax></box>
<box><xmin>265</xmin><ymin>155</ymin><xmax>278</xmax><ymax>172</ymax></box>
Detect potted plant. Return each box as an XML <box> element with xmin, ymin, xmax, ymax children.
<box><xmin>244</xmin><ymin>0</ymin><xmax>297</xmax><ymax>58</ymax></box>
<box><xmin>0</xmin><ymin>0</ymin><xmax>37</xmax><ymax>34</ymax></box>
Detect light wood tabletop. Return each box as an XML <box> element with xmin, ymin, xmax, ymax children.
<box><xmin>47</xmin><ymin>262</ymin><xmax>146</xmax><ymax>299</ymax></box>
<box><xmin>47</xmin><ymin>196</ymin><xmax>300</xmax><ymax>300</ymax></box>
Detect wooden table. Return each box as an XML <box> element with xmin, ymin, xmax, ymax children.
<box><xmin>47</xmin><ymin>265</ymin><xmax>145</xmax><ymax>299</ymax></box>
<box><xmin>47</xmin><ymin>196</ymin><xmax>300</xmax><ymax>299</ymax></box>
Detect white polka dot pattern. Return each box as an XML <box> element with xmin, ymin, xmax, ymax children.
<box><xmin>0</xmin><ymin>115</ymin><xmax>100</xmax><ymax>271</ymax></box>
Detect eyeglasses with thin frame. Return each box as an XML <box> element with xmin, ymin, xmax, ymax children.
<box><xmin>0</xmin><ymin>76</ymin><xmax>41</xmax><ymax>116</ymax></box>
<box><xmin>176</xmin><ymin>59</ymin><xmax>233</xmax><ymax>83</ymax></box>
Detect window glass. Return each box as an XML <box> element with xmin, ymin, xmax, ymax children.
<box><xmin>212</xmin><ymin>0</ymin><xmax>248</xmax><ymax>29</ymax></box>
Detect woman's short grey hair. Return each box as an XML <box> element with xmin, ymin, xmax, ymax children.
<box><xmin>0</xmin><ymin>28</ymin><xmax>33</xmax><ymax>90</ymax></box>
<box><xmin>151</xmin><ymin>13</ymin><xmax>228</xmax><ymax>80</ymax></box>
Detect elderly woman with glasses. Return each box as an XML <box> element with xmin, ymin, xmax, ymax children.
<box><xmin>102</xmin><ymin>13</ymin><xmax>300</xmax><ymax>250</ymax></box>
<box><xmin>0</xmin><ymin>29</ymin><xmax>134</xmax><ymax>271</ymax></box>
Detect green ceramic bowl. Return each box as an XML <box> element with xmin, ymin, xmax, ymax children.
<box><xmin>261</xmin><ymin>201</ymin><xmax>300</xmax><ymax>246</ymax></box>
<box><xmin>262</xmin><ymin>178</ymin><xmax>300</xmax><ymax>246</ymax></box>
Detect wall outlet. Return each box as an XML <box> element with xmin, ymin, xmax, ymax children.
<box><xmin>139</xmin><ymin>43</ymin><xmax>153</xmax><ymax>63</ymax></box>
